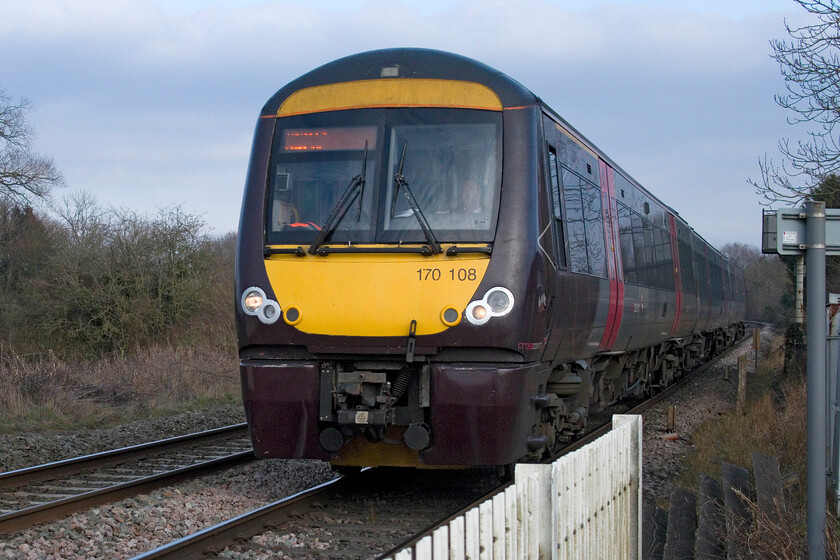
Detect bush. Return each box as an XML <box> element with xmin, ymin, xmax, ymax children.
<box><xmin>0</xmin><ymin>193</ymin><xmax>240</xmax><ymax>430</ymax></box>
<box><xmin>0</xmin><ymin>194</ymin><xmax>235</xmax><ymax>359</ymax></box>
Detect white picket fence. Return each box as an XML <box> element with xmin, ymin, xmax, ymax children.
<box><xmin>384</xmin><ymin>414</ymin><xmax>643</xmax><ymax>560</ymax></box>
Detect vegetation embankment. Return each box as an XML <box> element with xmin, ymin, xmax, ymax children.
<box><xmin>677</xmin><ymin>330</ymin><xmax>839</xmax><ymax>557</ymax></box>
<box><xmin>0</xmin><ymin>196</ymin><xmax>239</xmax><ymax>433</ymax></box>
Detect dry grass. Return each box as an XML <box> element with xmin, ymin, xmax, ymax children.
<box><xmin>723</xmin><ymin>490</ymin><xmax>840</xmax><ymax>559</ymax></box>
<box><xmin>676</xmin><ymin>331</ymin><xmax>840</xmax><ymax>557</ymax></box>
<box><xmin>0</xmin><ymin>344</ymin><xmax>240</xmax><ymax>432</ymax></box>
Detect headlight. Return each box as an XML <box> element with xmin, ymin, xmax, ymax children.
<box><xmin>241</xmin><ymin>287</ymin><xmax>266</xmax><ymax>316</ymax></box>
<box><xmin>465</xmin><ymin>287</ymin><xmax>515</xmax><ymax>326</ymax></box>
<box><xmin>241</xmin><ymin>286</ymin><xmax>283</xmax><ymax>325</ymax></box>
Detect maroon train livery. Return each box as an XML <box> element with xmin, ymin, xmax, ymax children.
<box><xmin>235</xmin><ymin>48</ymin><xmax>746</xmax><ymax>472</ymax></box>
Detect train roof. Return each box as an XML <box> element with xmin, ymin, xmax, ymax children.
<box><xmin>261</xmin><ymin>48</ymin><xmax>537</xmax><ymax>116</ymax></box>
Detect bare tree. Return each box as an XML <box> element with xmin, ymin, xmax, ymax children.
<box><xmin>0</xmin><ymin>90</ymin><xmax>62</xmax><ymax>205</ymax></box>
<box><xmin>753</xmin><ymin>1</ymin><xmax>840</xmax><ymax>205</ymax></box>
<box><xmin>722</xmin><ymin>242</ymin><xmax>793</xmax><ymax>323</ymax></box>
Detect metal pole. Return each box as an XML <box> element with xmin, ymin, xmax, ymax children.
<box><xmin>807</xmin><ymin>200</ymin><xmax>827</xmax><ymax>559</ymax></box>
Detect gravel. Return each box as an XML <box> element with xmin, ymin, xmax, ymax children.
<box><xmin>0</xmin><ymin>330</ymin><xmax>770</xmax><ymax>558</ymax></box>
<box><xmin>0</xmin><ymin>458</ymin><xmax>337</xmax><ymax>559</ymax></box>
<box><xmin>0</xmin><ymin>405</ymin><xmax>247</xmax><ymax>473</ymax></box>
<box><xmin>641</xmin><ymin>327</ymin><xmax>772</xmax><ymax>507</ymax></box>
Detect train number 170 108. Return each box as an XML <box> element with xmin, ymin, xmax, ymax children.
<box><xmin>417</xmin><ymin>268</ymin><xmax>477</xmax><ymax>281</ymax></box>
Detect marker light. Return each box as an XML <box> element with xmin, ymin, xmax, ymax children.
<box><xmin>241</xmin><ymin>287</ymin><xmax>266</xmax><ymax>315</ymax></box>
<box><xmin>486</xmin><ymin>288</ymin><xmax>513</xmax><ymax>314</ymax></box>
<box><xmin>258</xmin><ymin>300</ymin><xmax>282</xmax><ymax>324</ymax></box>
<box><xmin>465</xmin><ymin>287</ymin><xmax>515</xmax><ymax>326</ymax></box>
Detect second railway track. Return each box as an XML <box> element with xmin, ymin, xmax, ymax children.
<box><xmin>0</xmin><ymin>423</ymin><xmax>253</xmax><ymax>534</ymax></box>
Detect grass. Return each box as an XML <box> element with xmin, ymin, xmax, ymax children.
<box><xmin>675</xmin><ymin>330</ymin><xmax>840</xmax><ymax>557</ymax></box>
<box><xmin>0</xmin><ymin>344</ymin><xmax>241</xmax><ymax>433</ymax></box>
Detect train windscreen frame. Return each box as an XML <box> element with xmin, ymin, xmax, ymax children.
<box><xmin>264</xmin><ymin>108</ymin><xmax>502</xmax><ymax>246</ymax></box>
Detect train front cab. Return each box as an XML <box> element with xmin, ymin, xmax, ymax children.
<box><xmin>237</xmin><ymin>50</ymin><xmax>555</xmax><ymax>469</ymax></box>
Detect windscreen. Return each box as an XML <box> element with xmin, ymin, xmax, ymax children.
<box><xmin>382</xmin><ymin>120</ymin><xmax>499</xmax><ymax>243</ymax></box>
<box><xmin>265</xmin><ymin>108</ymin><xmax>502</xmax><ymax>246</ymax></box>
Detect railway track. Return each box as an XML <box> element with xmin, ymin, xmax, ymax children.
<box><xmin>130</xmin><ymin>336</ymin><xmax>751</xmax><ymax>560</ymax></box>
<box><xmin>133</xmin><ymin>466</ymin><xmax>500</xmax><ymax>560</ymax></box>
<box><xmin>0</xmin><ymin>423</ymin><xmax>253</xmax><ymax>534</ymax></box>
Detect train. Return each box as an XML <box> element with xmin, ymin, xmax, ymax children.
<box><xmin>235</xmin><ymin>48</ymin><xmax>746</xmax><ymax>473</ymax></box>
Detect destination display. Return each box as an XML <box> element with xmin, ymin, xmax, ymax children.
<box><xmin>281</xmin><ymin>127</ymin><xmax>377</xmax><ymax>152</ymax></box>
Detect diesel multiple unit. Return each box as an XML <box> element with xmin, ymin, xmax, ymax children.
<box><xmin>235</xmin><ymin>49</ymin><xmax>746</xmax><ymax>471</ymax></box>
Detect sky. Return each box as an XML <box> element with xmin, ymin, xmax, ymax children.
<box><xmin>0</xmin><ymin>0</ymin><xmax>817</xmax><ymax>248</ymax></box>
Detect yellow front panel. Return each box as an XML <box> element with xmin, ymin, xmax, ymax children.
<box><xmin>264</xmin><ymin>247</ymin><xmax>490</xmax><ymax>336</ymax></box>
<box><xmin>277</xmin><ymin>79</ymin><xmax>503</xmax><ymax>116</ymax></box>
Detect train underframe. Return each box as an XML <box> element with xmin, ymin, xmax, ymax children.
<box><xmin>241</xmin><ymin>323</ymin><xmax>745</xmax><ymax>468</ymax></box>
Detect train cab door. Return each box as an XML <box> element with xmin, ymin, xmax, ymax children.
<box><xmin>541</xmin><ymin>141</ymin><xmax>572</xmax><ymax>363</ymax></box>
<box><xmin>598</xmin><ymin>160</ymin><xmax>624</xmax><ymax>352</ymax></box>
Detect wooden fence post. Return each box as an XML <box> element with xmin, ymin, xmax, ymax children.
<box><xmin>667</xmin><ymin>406</ymin><xmax>676</xmax><ymax>433</ymax></box>
<box><xmin>737</xmin><ymin>355</ymin><xmax>747</xmax><ymax>416</ymax></box>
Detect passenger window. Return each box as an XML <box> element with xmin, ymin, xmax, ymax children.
<box><xmin>562</xmin><ymin>166</ymin><xmax>608</xmax><ymax>277</ymax></box>
<box><xmin>678</xmin><ymin>240</ymin><xmax>696</xmax><ymax>294</ymax></box>
<box><xmin>582</xmin><ymin>183</ymin><xmax>606</xmax><ymax>277</ymax></box>
<box><xmin>618</xmin><ymin>203</ymin><xmax>636</xmax><ymax>284</ymax></box>
<box><xmin>563</xmin><ymin>170</ymin><xmax>587</xmax><ymax>274</ymax></box>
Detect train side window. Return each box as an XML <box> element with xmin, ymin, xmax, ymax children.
<box><xmin>563</xmin><ymin>169</ymin><xmax>588</xmax><ymax>274</ymax></box>
<box><xmin>618</xmin><ymin>203</ymin><xmax>636</xmax><ymax>284</ymax></box>
<box><xmin>694</xmin><ymin>245</ymin><xmax>710</xmax><ymax>298</ymax></box>
<box><xmin>631</xmin><ymin>213</ymin><xmax>647</xmax><ymax>284</ymax></box>
<box><xmin>643</xmin><ymin>221</ymin><xmax>656</xmax><ymax>285</ymax></box>
<box><xmin>583</xmin><ymin>183</ymin><xmax>607</xmax><ymax>277</ymax></box>
<box><xmin>654</xmin><ymin>228</ymin><xmax>674</xmax><ymax>290</ymax></box>
<box><xmin>547</xmin><ymin>147</ymin><xmax>567</xmax><ymax>268</ymax></box>
<box><xmin>678</xmin><ymin>240</ymin><xmax>696</xmax><ymax>294</ymax></box>
<box><xmin>562</xmin><ymin>165</ymin><xmax>607</xmax><ymax>277</ymax></box>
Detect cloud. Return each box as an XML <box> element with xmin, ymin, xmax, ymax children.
<box><xmin>0</xmin><ymin>0</ymin><xmax>804</xmax><ymax>244</ymax></box>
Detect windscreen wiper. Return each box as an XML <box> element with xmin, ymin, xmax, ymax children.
<box><xmin>390</xmin><ymin>140</ymin><xmax>442</xmax><ymax>254</ymax></box>
<box><xmin>308</xmin><ymin>143</ymin><xmax>368</xmax><ymax>255</ymax></box>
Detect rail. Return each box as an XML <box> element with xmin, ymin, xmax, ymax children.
<box><xmin>0</xmin><ymin>423</ymin><xmax>252</xmax><ymax>533</ymax></box>
<box><xmin>130</xmin><ymin>471</ymin><xmax>363</xmax><ymax>560</ymax></box>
